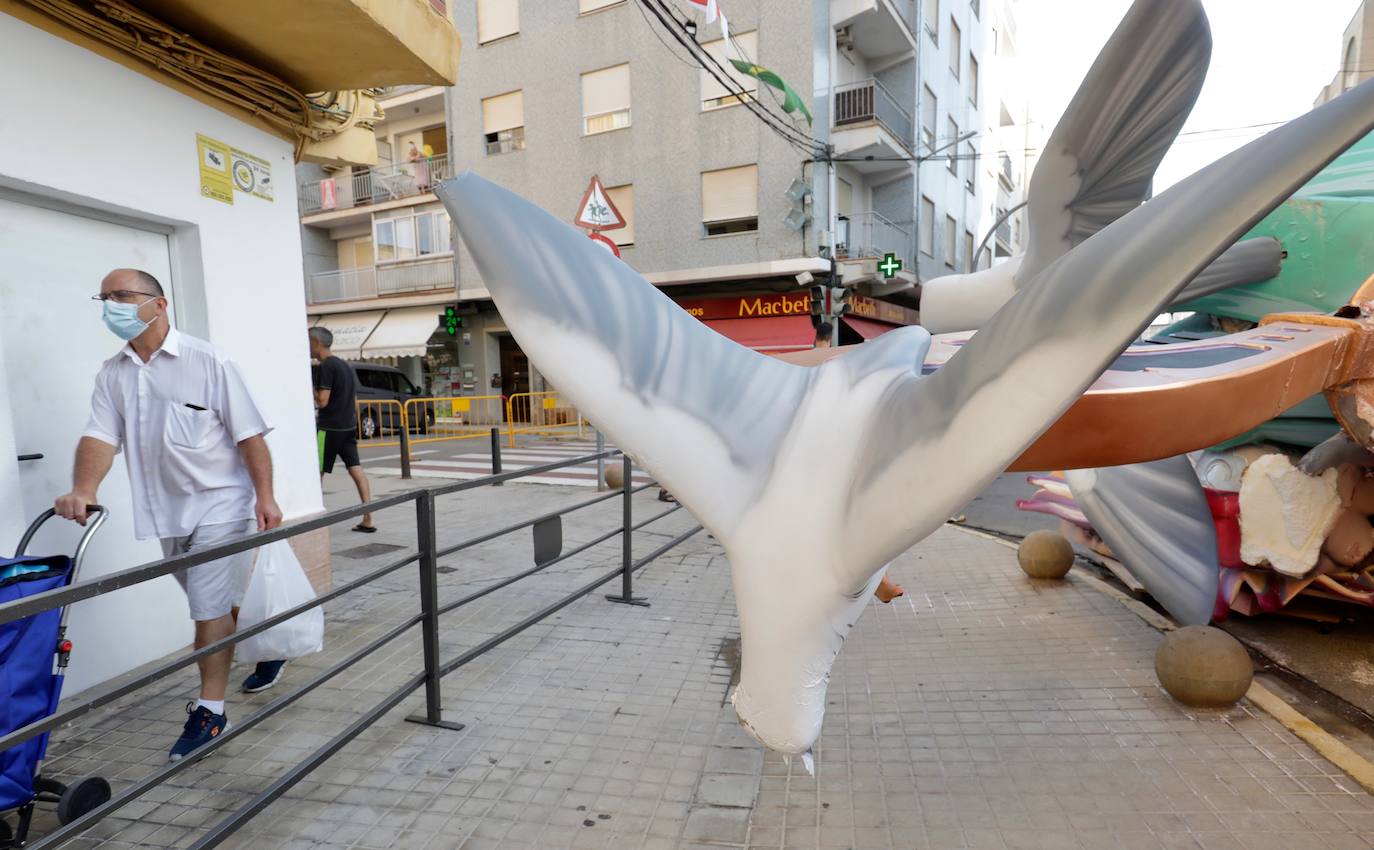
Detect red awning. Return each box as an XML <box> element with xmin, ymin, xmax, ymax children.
<box><xmin>843</xmin><ymin>316</ymin><xmax>901</xmax><ymax>340</ymax></box>
<box><xmin>702</xmin><ymin>316</ymin><xmax>816</xmax><ymax>353</ymax></box>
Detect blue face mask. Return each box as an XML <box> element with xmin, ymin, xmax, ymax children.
<box><xmin>102</xmin><ymin>299</ymin><xmax>152</xmax><ymax>341</ymax></box>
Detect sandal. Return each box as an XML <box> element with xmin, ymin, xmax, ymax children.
<box><xmin>352</xmin><ymin>523</ymin><xmax>377</xmax><ymax>534</ymax></box>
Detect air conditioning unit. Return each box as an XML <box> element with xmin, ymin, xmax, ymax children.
<box><xmin>836</xmin><ymin>26</ymin><xmax>854</xmax><ymax>52</ymax></box>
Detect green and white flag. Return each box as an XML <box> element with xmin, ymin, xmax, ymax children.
<box><xmin>728</xmin><ymin>59</ymin><xmax>813</xmax><ymax>126</ymax></box>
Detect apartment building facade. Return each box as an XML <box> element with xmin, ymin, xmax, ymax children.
<box><xmin>1315</xmin><ymin>0</ymin><xmax>1374</xmax><ymax>105</ymax></box>
<box><xmin>296</xmin><ymin>0</ymin><xmax>1031</xmax><ymax>400</ymax></box>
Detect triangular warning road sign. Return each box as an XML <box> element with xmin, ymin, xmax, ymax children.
<box><xmin>573</xmin><ymin>175</ymin><xmax>626</xmax><ymax>231</ymax></box>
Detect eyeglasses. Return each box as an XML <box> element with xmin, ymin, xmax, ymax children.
<box><xmin>91</xmin><ymin>290</ymin><xmax>159</xmax><ymax>304</ymax></box>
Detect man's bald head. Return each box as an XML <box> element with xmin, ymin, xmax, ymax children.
<box><xmin>102</xmin><ymin>268</ymin><xmax>164</xmax><ymax>297</ymax></box>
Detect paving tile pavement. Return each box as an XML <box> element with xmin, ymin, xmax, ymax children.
<box><xmin>21</xmin><ymin>461</ymin><xmax>1374</xmax><ymax>850</ymax></box>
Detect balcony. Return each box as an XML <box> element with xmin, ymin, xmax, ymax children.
<box><xmin>300</xmin><ymin>154</ymin><xmax>451</xmax><ymax>216</ymax></box>
<box><xmin>307</xmin><ymin>256</ymin><xmax>454</xmax><ymax>305</ymax></box>
<box><xmin>836</xmin><ymin>211</ymin><xmax>914</xmax><ymax>272</ymax></box>
<box><xmin>832</xmin><ymin>80</ymin><xmax>914</xmax><ymax>174</ymax></box>
<box><xmin>832</xmin><ymin>0</ymin><xmax>918</xmax><ymax>61</ymax></box>
<box><xmin>134</xmin><ymin>0</ymin><xmax>460</xmax><ymax>91</ymax></box>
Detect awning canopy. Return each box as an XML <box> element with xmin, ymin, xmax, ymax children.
<box><xmin>361</xmin><ymin>305</ymin><xmax>444</xmax><ymax>359</ymax></box>
<box><xmin>314</xmin><ymin>310</ymin><xmax>384</xmax><ymax>359</ymax></box>
<box><xmin>702</xmin><ymin>316</ymin><xmax>815</xmax><ymax>354</ymax></box>
<box><xmin>843</xmin><ymin>316</ymin><xmax>900</xmax><ymax>340</ymax></box>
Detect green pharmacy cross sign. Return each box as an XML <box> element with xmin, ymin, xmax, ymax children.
<box><xmin>879</xmin><ymin>253</ymin><xmax>903</xmax><ymax>279</ymax></box>
<box><xmin>443</xmin><ymin>305</ymin><xmax>462</xmax><ymax>336</ymax></box>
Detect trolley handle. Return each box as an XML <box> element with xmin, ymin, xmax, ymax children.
<box><xmin>16</xmin><ymin>505</ymin><xmax>108</xmax><ymax>579</ymax></box>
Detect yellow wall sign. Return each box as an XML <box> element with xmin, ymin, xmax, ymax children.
<box><xmin>230</xmin><ymin>148</ymin><xmax>274</xmax><ymax>201</ymax></box>
<box><xmin>452</xmin><ymin>398</ymin><xmax>471</xmax><ymax>412</ymax></box>
<box><xmin>196</xmin><ymin>133</ymin><xmax>233</xmax><ymax>205</ymax></box>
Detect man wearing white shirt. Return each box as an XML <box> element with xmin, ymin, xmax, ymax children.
<box><xmin>55</xmin><ymin>268</ymin><xmax>282</xmax><ymax>761</ymax></box>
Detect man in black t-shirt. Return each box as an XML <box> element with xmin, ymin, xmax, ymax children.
<box><xmin>308</xmin><ymin>328</ymin><xmax>374</xmax><ymax>533</ymax></box>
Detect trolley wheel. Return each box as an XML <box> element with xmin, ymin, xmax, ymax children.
<box><xmin>57</xmin><ymin>776</ymin><xmax>110</xmax><ymax>825</ymax></box>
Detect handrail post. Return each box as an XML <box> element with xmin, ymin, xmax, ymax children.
<box><xmin>595</xmin><ymin>430</ymin><xmax>606</xmax><ymax>491</ymax></box>
<box><xmin>405</xmin><ymin>491</ymin><xmax>464</xmax><ymax>731</ymax></box>
<box><xmin>399</xmin><ymin>402</ymin><xmax>413</xmax><ymax>480</ymax></box>
<box><xmin>490</xmin><ymin>427</ymin><xmax>503</xmax><ymax>487</ymax></box>
<box><xmin>606</xmin><ymin>454</ymin><xmax>648</xmax><ymax>607</ymax></box>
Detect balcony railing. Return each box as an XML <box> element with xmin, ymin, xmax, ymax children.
<box><xmin>996</xmin><ymin>219</ymin><xmax>1012</xmax><ymax>247</ymax></box>
<box><xmin>308</xmin><ymin>266</ymin><xmax>377</xmax><ymax>304</ymax></box>
<box><xmin>307</xmin><ymin>256</ymin><xmax>454</xmax><ymax>305</ymax></box>
<box><xmin>379</xmin><ymin>255</ymin><xmax>455</xmax><ymax>296</ymax></box>
<box><xmin>300</xmin><ymin>154</ymin><xmax>451</xmax><ymax>215</ymax></box>
<box><xmin>377</xmin><ymin>84</ymin><xmax>435</xmax><ymax>100</ymax></box>
<box><xmin>836</xmin><ymin>211</ymin><xmax>914</xmax><ymax>272</ymax></box>
<box><xmin>834</xmin><ymin>79</ymin><xmax>914</xmax><ymax>151</ymax></box>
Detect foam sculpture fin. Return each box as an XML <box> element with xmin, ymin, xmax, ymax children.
<box><xmin>922</xmin><ymin>0</ymin><xmax>1218</xmax><ymax>334</ymax></box>
<box><xmin>438</xmin><ymin>48</ymin><xmax>1374</xmax><ymax>755</ymax></box>
<box><xmin>1066</xmin><ymin>458</ymin><xmax>1219</xmax><ymax>626</ymax></box>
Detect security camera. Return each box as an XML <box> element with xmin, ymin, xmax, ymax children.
<box><xmin>795</xmin><ymin>271</ymin><xmax>814</xmax><ymax>286</ymax></box>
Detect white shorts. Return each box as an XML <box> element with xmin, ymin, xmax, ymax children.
<box><xmin>161</xmin><ymin>520</ymin><xmax>256</xmax><ymax>621</ymax></box>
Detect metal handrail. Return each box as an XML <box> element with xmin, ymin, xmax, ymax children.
<box><xmin>0</xmin><ymin>445</ymin><xmax>699</xmax><ymax>850</ymax></box>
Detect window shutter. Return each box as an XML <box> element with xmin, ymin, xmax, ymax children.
<box><xmin>482</xmin><ymin>90</ymin><xmax>524</xmax><ymax>134</ymax></box>
<box><xmin>700</xmin><ymin>31</ymin><xmax>759</xmax><ymax>104</ymax></box>
<box><xmin>582</xmin><ymin>64</ymin><xmax>632</xmax><ymax>117</ymax></box>
<box><xmin>702</xmin><ymin>165</ymin><xmax>758</xmax><ymax>222</ymax></box>
<box><xmin>476</xmin><ymin>0</ymin><xmax>519</xmax><ymax>44</ymax></box>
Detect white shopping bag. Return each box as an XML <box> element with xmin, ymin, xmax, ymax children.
<box><xmin>236</xmin><ymin>540</ymin><xmax>324</xmax><ymax>662</ymax></box>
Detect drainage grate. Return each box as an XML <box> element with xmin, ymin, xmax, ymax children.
<box><xmin>336</xmin><ymin>542</ymin><xmax>407</xmax><ymax>560</ymax></box>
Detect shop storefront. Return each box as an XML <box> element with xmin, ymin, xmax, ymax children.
<box><xmin>673</xmin><ymin>291</ymin><xmax>919</xmax><ymax>353</ymax></box>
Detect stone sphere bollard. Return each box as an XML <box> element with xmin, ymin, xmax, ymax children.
<box><xmin>1155</xmin><ymin>625</ymin><xmax>1253</xmax><ymax>707</ymax></box>
<box><xmin>1017</xmin><ymin>530</ymin><xmax>1074</xmax><ymax>579</ymax></box>
<box><xmin>604</xmin><ymin>462</ymin><xmax>625</xmax><ymax>490</ymax></box>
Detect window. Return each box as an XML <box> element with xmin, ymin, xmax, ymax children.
<box><xmin>944</xmin><ymin>216</ymin><xmax>957</xmax><ymax>267</ymax></box>
<box><xmin>481</xmin><ymin>90</ymin><xmax>525</xmax><ymax>155</ymax></box>
<box><xmin>579</xmin><ymin>0</ymin><xmax>623</xmax><ymax>13</ymax></box>
<box><xmin>702</xmin><ymin>165</ymin><xmax>758</xmax><ymax>235</ymax></box>
<box><xmin>701</xmin><ymin>31</ymin><xmax>758</xmax><ymax>110</ymax></box>
<box><xmin>968</xmin><ymin>55</ymin><xmax>979</xmax><ymax>106</ymax></box>
<box><xmin>947</xmin><ymin>118</ymin><xmax>959</xmax><ymax>175</ymax></box>
<box><xmin>970</xmin><ymin>0</ymin><xmax>980</xmax><ymax>18</ymax></box>
<box><xmin>476</xmin><ymin>0</ymin><xmax>518</xmax><ymax>44</ymax></box>
<box><xmin>920</xmin><ymin>197</ymin><xmax>935</xmax><ymax>256</ymax></box>
<box><xmin>582</xmin><ymin>64</ymin><xmax>632</xmax><ymax>135</ymax></box>
<box><xmin>963</xmin><ymin>231</ymin><xmax>975</xmax><ymax>273</ymax></box>
<box><xmin>923</xmin><ymin>0</ymin><xmax>938</xmax><ymax>42</ymax></box>
<box><xmin>980</xmin><ymin>247</ymin><xmax>991</xmax><ymax>269</ymax></box>
<box><xmin>921</xmin><ymin>86</ymin><xmax>937</xmax><ymax>152</ymax></box>
<box><xmin>606</xmin><ymin>184</ymin><xmax>635</xmax><ymax>246</ymax></box>
<box><xmin>964</xmin><ymin>142</ymin><xmax>976</xmax><ymax>191</ymax></box>
<box><xmin>374</xmin><ymin>209</ymin><xmax>451</xmax><ymax>262</ymax></box>
<box><xmin>949</xmin><ymin>19</ymin><xmax>961</xmax><ymax>78</ymax></box>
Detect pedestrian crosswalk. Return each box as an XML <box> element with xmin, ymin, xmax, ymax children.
<box><xmin>363</xmin><ymin>439</ymin><xmax>654</xmax><ymax>488</ymax></box>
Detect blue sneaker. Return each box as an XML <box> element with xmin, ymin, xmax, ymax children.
<box><xmin>241</xmin><ymin>660</ymin><xmax>288</xmax><ymax>693</ymax></box>
<box><xmin>168</xmin><ymin>703</ymin><xmax>227</xmax><ymax>762</ymax></box>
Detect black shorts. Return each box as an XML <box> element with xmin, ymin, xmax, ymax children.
<box><xmin>319</xmin><ymin>428</ymin><xmax>360</xmax><ymax>474</ymax></box>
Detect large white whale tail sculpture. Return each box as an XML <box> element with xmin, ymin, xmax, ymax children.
<box><xmin>437</xmin><ymin>0</ymin><xmax>1374</xmax><ymax>756</ymax></box>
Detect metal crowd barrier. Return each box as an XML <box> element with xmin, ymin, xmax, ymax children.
<box><xmin>404</xmin><ymin>395</ymin><xmax>504</xmax><ymax>446</ymax></box>
<box><xmin>353</xmin><ymin>399</ymin><xmax>406</xmax><ymax>447</ymax></box>
<box><xmin>0</xmin><ymin>453</ymin><xmax>699</xmax><ymax>850</ymax></box>
<box><xmin>505</xmin><ymin>391</ymin><xmax>584</xmax><ymax>447</ymax></box>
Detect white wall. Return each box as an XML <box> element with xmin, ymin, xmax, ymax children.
<box><xmin>0</xmin><ymin>14</ymin><xmax>324</xmax><ymax>694</ymax></box>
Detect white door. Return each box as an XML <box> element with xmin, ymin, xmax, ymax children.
<box><xmin>0</xmin><ymin>197</ymin><xmax>193</xmax><ymax>695</ymax></box>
